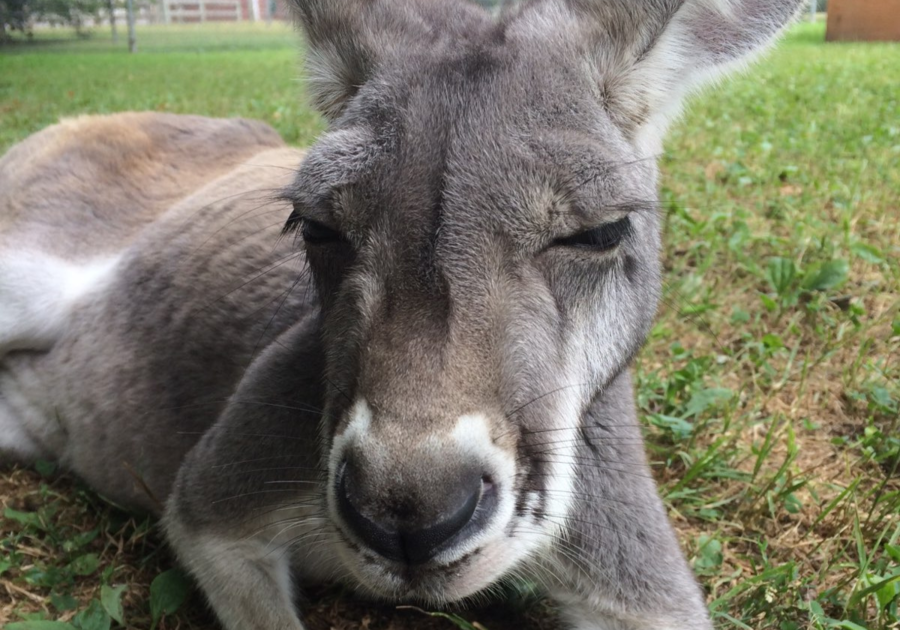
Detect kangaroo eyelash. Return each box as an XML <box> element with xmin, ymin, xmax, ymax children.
<box><xmin>553</xmin><ymin>216</ymin><xmax>632</xmax><ymax>251</ymax></box>
<box><xmin>300</xmin><ymin>218</ymin><xmax>346</xmax><ymax>245</ymax></box>
<box><xmin>282</xmin><ymin>202</ymin><xmax>305</xmax><ymax>236</ymax></box>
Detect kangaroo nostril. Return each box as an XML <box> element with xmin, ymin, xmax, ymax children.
<box><xmin>336</xmin><ymin>459</ymin><xmax>405</xmax><ymax>562</ymax></box>
<box><xmin>399</xmin><ymin>479</ymin><xmax>481</xmax><ymax>564</ymax></box>
<box><xmin>335</xmin><ymin>459</ymin><xmax>497</xmax><ymax>565</ymax></box>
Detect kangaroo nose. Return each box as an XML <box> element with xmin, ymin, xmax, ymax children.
<box><xmin>336</xmin><ymin>457</ymin><xmax>492</xmax><ymax>564</ymax></box>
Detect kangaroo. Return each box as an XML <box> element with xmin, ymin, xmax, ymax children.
<box><xmin>0</xmin><ymin>1</ymin><xmax>803</xmax><ymax>629</ymax></box>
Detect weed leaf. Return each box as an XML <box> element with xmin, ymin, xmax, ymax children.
<box><xmin>150</xmin><ymin>569</ymin><xmax>190</xmax><ymax>629</ymax></box>
<box><xmin>648</xmin><ymin>414</ymin><xmax>694</xmax><ymax>441</ymax></box>
<box><xmin>73</xmin><ymin>600</ymin><xmax>111</xmax><ymax>630</ymax></box>
<box><xmin>802</xmin><ymin>260</ymin><xmax>849</xmax><ymax>292</ymax></box>
<box><xmin>766</xmin><ymin>257</ymin><xmax>797</xmax><ymax>296</ymax></box>
<box><xmin>34</xmin><ymin>460</ymin><xmax>57</xmax><ymax>477</ymax></box>
<box><xmin>684</xmin><ymin>388</ymin><xmax>733</xmax><ymax>418</ymax></box>
<box><xmin>886</xmin><ymin>545</ymin><xmax>900</xmax><ymax>564</ymax></box>
<box><xmin>67</xmin><ymin>554</ymin><xmax>100</xmax><ymax>576</ymax></box>
<box><xmin>850</xmin><ymin>242</ymin><xmax>885</xmax><ymax>264</ymax></box>
<box><xmin>63</xmin><ymin>530</ymin><xmax>99</xmax><ymax>553</ymax></box>
<box><xmin>4</xmin><ymin>507</ymin><xmax>43</xmax><ymax>529</ymax></box>
<box><xmin>100</xmin><ymin>584</ymin><xmax>126</xmax><ymax>625</ymax></box>
<box><xmin>693</xmin><ymin>534</ymin><xmax>724</xmax><ymax>575</ymax></box>
<box><xmin>759</xmin><ymin>294</ymin><xmax>778</xmax><ymax>312</ymax></box>
<box><xmin>50</xmin><ymin>592</ymin><xmax>78</xmax><ymax>612</ymax></box>
<box><xmin>848</xmin><ymin>573</ymin><xmax>900</xmax><ymax>610</ymax></box>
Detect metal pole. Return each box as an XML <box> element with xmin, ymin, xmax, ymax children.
<box><xmin>108</xmin><ymin>0</ymin><xmax>118</xmax><ymax>42</ymax></box>
<box><xmin>809</xmin><ymin>0</ymin><xmax>816</xmax><ymax>22</ymax></box>
<box><xmin>126</xmin><ymin>0</ymin><xmax>136</xmax><ymax>52</ymax></box>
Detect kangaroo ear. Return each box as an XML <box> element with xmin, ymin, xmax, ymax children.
<box><xmin>514</xmin><ymin>0</ymin><xmax>803</xmax><ymax>148</ymax></box>
<box><xmin>289</xmin><ymin>0</ymin><xmax>488</xmax><ymax>121</ymax></box>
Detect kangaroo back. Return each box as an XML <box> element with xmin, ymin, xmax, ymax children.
<box><xmin>0</xmin><ymin>112</ymin><xmax>284</xmax><ymax>258</ymax></box>
<box><xmin>0</xmin><ymin>113</ymin><xmax>288</xmax><ymax>358</ymax></box>
<box><xmin>0</xmin><ymin>114</ymin><xmax>310</xmax><ymax>509</ymax></box>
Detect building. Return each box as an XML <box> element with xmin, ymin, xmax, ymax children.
<box><xmin>826</xmin><ymin>0</ymin><xmax>900</xmax><ymax>41</ymax></box>
<box><xmin>161</xmin><ymin>0</ymin><xmax>289</xmax><ymax>23</ymax></box>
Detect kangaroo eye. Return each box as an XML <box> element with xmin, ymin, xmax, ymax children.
<box><xmin>301</xmin><ymin>219</ymin><xmax>344</xmax><ymax>245</ymax></box>
<box><xmin>554</xmin><ymin>216</ymin><xmax>631</xmax><ymax>251</ymax></box>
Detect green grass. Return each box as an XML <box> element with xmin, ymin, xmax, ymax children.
<box><xmin>0</xmin><ymin>22</ymin><xmax>325</xmax><ymax>153</ymax></box>
<box><xmin>1</xmin><ymin>19</ymin><xmax>899</xmax><ymax>630</ymax></box>
<box><xmin>0</xmin><ymin>22</ymin><xmax>300</xmax><ymax>53</ymax></box>
<box><xmin>640</xmin><ymin>20</ymin><xmax>900</xmax><ymax>629</ymax></box>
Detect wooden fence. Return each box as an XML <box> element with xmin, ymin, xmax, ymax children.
<box><xmin>162</xmin><ymin>0</ymin><xmax>246</xmax><ymax>23</ymax></box>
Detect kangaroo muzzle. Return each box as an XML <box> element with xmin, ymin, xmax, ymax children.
<box><xmin>336</xmin><ymin>452</ymin><xmax>498</xmax><ymax>564</ymax></box>
<box><xmin>328</xmin><ymin>401</ymin><xmax>515</xmax><ymax>572</ymax></box>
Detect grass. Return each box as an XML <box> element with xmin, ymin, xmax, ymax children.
<box><xmin>0</xmin><ymin>22</ymin><xmax>300</xmax><ymax>53</ymax></box>
<box><xmin>1</xmin><ymin>18</ymin><xmax>899</xmax><ymax>630</ymax></box>
<box><xmin>0</xmin><ymin>22</ymin><xmax>325</xmax><ymax>153</ymax></box>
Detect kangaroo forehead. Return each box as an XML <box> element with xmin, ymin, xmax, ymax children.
<box><xmin>289</xmin><ymin>42</ymin><xmax>641</xmax><ymax>209</ymax></box>
<box><xmin>290</xmin><ymin>117</ymin><xmax>647</xmax><ymax>231</ymax></box>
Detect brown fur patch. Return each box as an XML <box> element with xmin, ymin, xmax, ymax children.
<box><xmin>0</xmin><ymin>112</ymin><xmax>285</xmax><ymax>259</ymax></box>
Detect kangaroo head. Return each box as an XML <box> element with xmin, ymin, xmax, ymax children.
<box><xmin>283</xmin><ymin>0</ymin><xmax>800</xmax><ymax>602</ymax></box>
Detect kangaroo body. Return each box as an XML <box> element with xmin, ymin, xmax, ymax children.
<box><xmin>0</xmin><ymin>113</ymin><xmax>308</xmax><ymax>509</ymax></box>
<box><xmin>1</xmin><ymin>2</ymin><xmax>803</xmax><ymax>629</ymax></box>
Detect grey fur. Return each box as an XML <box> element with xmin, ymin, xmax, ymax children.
<box><xmin>0</xmin><ymin>1</ymin><xmax>803</xmax><ymax>629</ymax></box>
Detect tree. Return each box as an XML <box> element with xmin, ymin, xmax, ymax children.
<box><xmin>107</xmin><ymin>0</ymin><xmax>116</xmax><ymax>42</ymax></box>
<box><xmin>1</xmin><ymin>0</ymin><xmax>33</xmax><ymax>39</ymax></box>
<box><xmin>37</xmin><ymin>0</ymin><xmax>102</xmax><ymax>34</ymax></box>
<box><xmin>1</xmin><ymin>0</ymin><xmax>103</xmax><ymax>38</ymax></box>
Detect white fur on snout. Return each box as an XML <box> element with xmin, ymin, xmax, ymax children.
<box><xmin>327</xmin><ymin>398</ymin><xmax>374</xmax><ymax>478</ymax></box>
<box><xmin>326</xmin><ymin>398</ymin><xmax>395</xmax><ymax>527</ymax></box>
<box><xmin>326</xmin><ymin>399</ymin><xmax>372</xmax><ymax>555</ymax></box>
<box><xmin>451</xmin><ymin>413</ymin><xmax>496</xmax><ymax>457</ymax></box>
<box><xmin>426</xmin><ymin>413</ymin><xmax>517</xmax><ymax>565</ymax></box>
